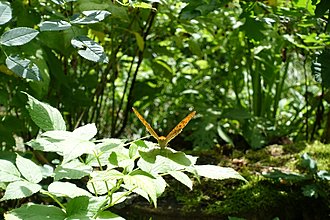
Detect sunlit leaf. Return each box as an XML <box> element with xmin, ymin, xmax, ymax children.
<box><xmin>195</xmin><ymin>165</ymin><xmax>247</xmax><ymax>182</ymax></box>
<box><xmin>71</xmin><ymin>36</ymin><xmax>108</xmax><ymax>63</ymax></box>
<box><xmin>0</xmin><ymin>27</ymin><xmax>38</xmax><ymax>46</ymax></box>
<box><xmin>48</xmin><ymin>182</ymin><xmax>91</xmax><ymax>198</ymax></box>
<box><xmin>71</xmin><ymin>10</ymin><xmax>110</xmax><ymax>24</ymax></box>
<box><xmin>6</xmin><ymin>56</ymin><xmax>41</xmax><ymax>80</ymax></box>
<box><xmin>0</xmin><ymin>1</ymin><xmax>12</xmax><ymax>25</ymax></box>
<box><xmin>4</xmin><ymin>203</ymin><xmax>65</xmax><ymax>220</ymax></box>
<box><xmin>16</xmin><ymin>154</ymin><xmax>43</xmax><ymax>183</ymax></box>
<box><xmin>0</xmin><ymin>159</ymin><xmax>21</xmax><ymax>182</ymax></box>
<box><xmin>0</xmin><ymin>181</ymin><xmax>41</xmax><ymax>201</ymax></box>
<box><xmin>39</xmin><ymin>20</ymin><xmax>71</xmax><ymax>31</ymax></box>
<box><xmin>23</xmin><ymin>92</ymin><xmax>66</xmax><ymax>131</ymax></box>
<box><xmin>54</xmin><ymin>160</ymin><xmax>92</xmax><ymax>181</ymax></box>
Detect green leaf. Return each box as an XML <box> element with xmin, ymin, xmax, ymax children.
<box><xmin>71</xmin><ymin>10</ymin><xmax>110</xmax><ymax>24</ymax></box>
<box><xmin>16</xmin><ymin>154</ymin><xmax>42</xmax><ymax>183</ymax></box>
<box><xmin>96</xmin><ymin>211</ymin><xmax>125</xmax><ymax>220</ymax></box>
<box><xmin>87</xmin><ymin>170</ymin><xmax>122</xmax><ymax>195</ymax></box>
<box><xmin>71</xmin><ymin>36</ymin><xmax>108</xmax><ymax>63</ymax></box>
<box><xmin>0</xmin><ymin>181</ymin><xmax>41</xmax><ymax>201</ymax></box>
<box><xmin>195</xmin><ymin>165</ymin><xmax>247</xmax><ymax>182</ymax></box>
<box><xmin>26</xmin><ymin>137</ymin><xmax>63</xmax><ymax>154</ymax></box>
<box><xmin>0</xmin><ymin>1</ymin><xmax>12</xmax><ymax>25</ymax></box>
<box><xmin>133</xmin><ymin>32</ymin><xmax>144</xmax><ymax>51</ymax></box>
<box><xmin>72</xmin><ymin>123</ymin><xmax>97</xmax><ymax>140</ymax></box>
<box><xmin>86</xmin><ymin>139</ymin><xmax>126</xmax><ymax>167</ymax></box>
<box><xmin>0</xmin><ymin>159</ymin><xmax>21</xmax><ymax>182</ymax></box>
<box><xmin>54</xmin><ymin>160</ymin><xmax>92</xmax><ymax>181</ymax></box>
<box><xmin>123</xmin><ymin>170</ymin><xmax>157</xmax><ymax>207</ymax></box>
<box><xmin>168</xmin><ymin>170</ymin><xmax>192</xmax><ymax>190</ymax></box>
<box><xmin>39</xmin><ymin>20</ymin><xmax>71</xmax><ymax>31</ymax></box>
<box><xmin>4</xmin><ymin>203</ymin><xmax>66</xmax><ymax>220</ymax></box>
<box><xmin>263</xmin><ymin>169</ymin><xmax>306</xmax><ymax>181</ymax></box>
<box><xmin>33</xmin><ymin>130</ymin><xmax>95</xmax><ymax>163</ymax></box>
<box><xmin>6</xmin><ymin>55</ymin><xmax>41</xmax><ymax>80</ymax></box>
<box><xmin>129</xmin><ymin>143</ymin><xmax>138</xmax><ymax>159</ymax></box>
<box><xmin>133</xmin><ymin>2</ymin><xmax>153</xmax><ymax>9</ymax></box>
<box><xmin>23</xmin><ymin>92</ymin><xmax>66</xmax><ymax>131</ymax></box>
<box><xmin>0</xmin><ymin>27</ymin><xmax>39</xmax><ymax>46</ymax></box>
<box><xmin>217</xmin><ymin>124</ymin><xmax>234</xmax><ymax>146</ymax></box>
<box><xmin>48</xmin><ymin>182</ymin><xmax>91</xmax><ymax>198</ymax></box>
<box><xmin>301</xmin><ymin>153</ymin><xmax>318</xmax><ymax>173</ymax></box>
<box><xmin>66</xmin><ymin>196</ymin><xmax>89</xmax><ymax>217</ymax></box>
<box><xmin>317</xmin><ymin>170</ymin><xmax>330</xmax><ymax>180</ymax></box>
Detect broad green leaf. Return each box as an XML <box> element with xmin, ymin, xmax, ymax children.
<box><xmin>48</xmin><ymin>181</ymin><xmax>91</xmax><ymax>198</ymax></box>
<box><xmin>129</xmin><ymin>142</ymin><xmax>138</xmax><ymax>159</ymax></box>
<box><xmin>96</xmin><ymin>211</ymin><xmax>125</xmax><ymax>220</ymax></box>
<box><xmin>0</xmin><ymin>159</ymin><xmax>21</xmax><ymax>182</ymax></box>
<box><xmin>23</xmin><ymin>92</ymin><xmax>66</xmax><ymax>131</ymax></box>
<box><xmin>39</xmin><ymin>20</ymin><xmax>71</xmax><ymax>31</ymax></box>
<box><xmin>71</xmin><ymin>10</ymin><xmax>110</xmax><ymax>24</ymax></box>
<box><xmin>4</xmin><ymin>203</ymin><xmax>66</xmax><ymax>220</ymax></box>
<box><xmin>153</xmin><ymin>176</ymin><xmax>166</xmax><ymax>197</ymax></box>
<box><xmin>0</xmin><ymin>27</ymin><xmax>38</xmax><ymax>46</ymax></box>
<box><xmin>0</xmin><ymin>1</ymin><xmax>12</xmax><ymax>25</ymax></box>
<box><xmin>16</xmin><ymin>154</ymin><xmax>42</xmax><ymax>183</ymax></box>
<box><xmin>123</xmin><ymin>170</ymin><xmax>157</xmax><ymax>207</ymax></box>
<box><xmin>72</xmin><ymin>123</ymin><xmax>97</xmax><ymax>140</ymax></box>
<box><xmin>87</xmin><ymin>170</ymin><xmax>122</xmax><ymax>195</ymax></box>
<box><xmin>66</xmin><ymin>196</ymin><xmax>89</xmax><ymax>217</ymax></box>
<box><xmin>195</xmin><ymin>165</ymin><xmax>247</xmax><ymax>182</ymax></box>
<box><xmin>0</xmin><ymin>181</ymin><xmax>41</xmax><ymax>201</ymax></box>
<box><xmin>168</xmin><ymin>170</ymin><xmax>192</xmax><ymax>190</ymax></box>
<box><xmin>54</xmin><ymin>160</ymin><xmax>92</xmax><ymax>181</ymax></box>
<box><xmin>71</xmin><ymin>36</ymin><xmax>108</xmax><ymax>63</ymax></box>
<box><xmin>85</xmin><ymin>139</ymin><xmax>126</xmax><ymax>167</ymax></box>
<box><xmin>62</xmin><ymin>139</ymin><xmax>95</xmax><ymax>163</ymax></box>
<box><xmin>108</xmin><ymin>150</ymin><xmax>134</xmax><ymax>171</ymax></box>
<box><xmin>26</xmin><ymin>137</ymin><xmax>64</xmax><ymax>154</ymax></box>
<box><xmin>138</xmin><ymin>149</ymin><xmax>197</xmax><ymax>176</ymax></box>
<box><xmin>6</xmin><ymin>55</ymin><xmax>41</xmax><ymax>80</ymax></box>
<box><xmin>34</xmin><ymin>133</ymin><xmax>95</xmax><ymax>163</ymax></box>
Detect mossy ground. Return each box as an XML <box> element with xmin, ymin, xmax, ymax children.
<box><xmin>119</xmin><ymin>141</ymin><xmax>330</xmax><ymax>219</ymax></box>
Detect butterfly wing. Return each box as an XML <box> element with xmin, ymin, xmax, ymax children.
<box><xmin>165</xmin><ymin>111</ymin><xmax>196</xmax><ymax>144</ymax></box>
<box><xmin>132</xmin><ymin>107</ymin><xmax>160</xmax><ymax>140</ymax></box>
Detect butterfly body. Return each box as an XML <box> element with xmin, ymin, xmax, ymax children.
<box><xmin>132</xmin><ymin>107</ymin><xmax>196</xmax><ymax>148</ymax></box>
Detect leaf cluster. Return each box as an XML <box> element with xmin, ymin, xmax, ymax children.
<box><xmin>0</xmin><ymin>93</ymin><xmax>246</xmax><ymax>219</ymax></box>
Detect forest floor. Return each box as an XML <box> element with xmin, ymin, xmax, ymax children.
<box><xmin>114</xmin><ymin>141</ymin><xmax>330</xmax><ymax>220</ymax></box>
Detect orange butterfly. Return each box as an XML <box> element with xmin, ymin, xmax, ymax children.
<box><xmin>132</xmin><ymin>107</ymin><xmax>196</xmax><ymax>148</ymax></box>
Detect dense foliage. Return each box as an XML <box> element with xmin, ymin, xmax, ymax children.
<box><xmin>1</xmin><ymin>0</ymin><xmax>330</xmax><ymax>219</ymax></box>
<box><xmin>0</xmin><ymin>0</ymin><xmax>329</xmax><ymax>150</ymax></box>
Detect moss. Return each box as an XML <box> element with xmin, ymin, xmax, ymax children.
<box><xmin>301</xmin><ymin>141</ymin><xmax>330</xmax><ymax>170</ymax></box>
<box><xmin>133</xmin><ymin>141</ymin><xmax>330</xmax><ymax>219</ymax></box>
<box><xmin>204</xmin><ymin>179</ymin><xmax>297</xmax><ymax>214</ymax></box>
